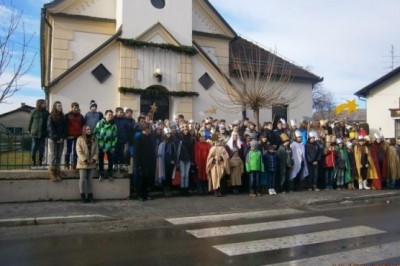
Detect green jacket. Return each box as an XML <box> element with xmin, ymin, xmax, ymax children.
<box><xmin>94</xmin><ymin>119</ymin><xmax>118</xmax><ymax>152</ymax></box>
<box><xmin>246</xmin><ymin>149</ymin><xmax>264</xmax><ymax>172</ymax></box>
<box><xmin>28</xmin><ymin>109</ymin><xmax>49</xmax><ymax>138</ymax></box>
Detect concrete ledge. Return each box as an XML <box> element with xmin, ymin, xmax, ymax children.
<box><xmin>0</xmin><ymin>215</ymin><xmax>115</xmax><ymax>227</ymax></box>
<box><xmin>0</xmin><ymin>178</ymin><xmax>130</xmax><ymax>203</ymax></box>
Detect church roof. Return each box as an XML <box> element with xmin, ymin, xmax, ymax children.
<box><xmin>229</xmin><ymin>37</ymin><xmax>323</xmax><ymax>83</ymax></box>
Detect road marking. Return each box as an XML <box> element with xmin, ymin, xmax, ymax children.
<box><xmin>186</xmin><ymin>216</ymin><xmax>339</xmax><ymax>238</ymax></box>
<box><xmin>213</xmin><ymin>226</ymin><xmax>385</xmax><ymax>256</ymax></box>
<box><xmin>266</xmin><ymin>240</ymin><xmax>400</xmax><ymax>266</ymax></box>
<box><xmin>166</xmin><ymin>209</ymin><xmax>304</xmax><ymax>225</ymax></box>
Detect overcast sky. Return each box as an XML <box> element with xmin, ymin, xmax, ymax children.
<box><xmin>1</xmin><ymin>0</ymin><xmax>399</xmax><ymax>114</ymax></box>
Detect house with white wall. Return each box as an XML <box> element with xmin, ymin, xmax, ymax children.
<box><xmin>41</xmin><ymin>0</ymin><xmax>322</xmax><ymax>124</ymax></box>
<box><xmin>355</xmin><ymin>66</ymin><xmax>400</xmax><ymax>138</ymax></box>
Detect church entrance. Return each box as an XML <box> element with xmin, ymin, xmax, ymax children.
<box><xmin>140</xmin><ymin>86</ymin><xmax>170</xmax><ymax>121</ymax></box>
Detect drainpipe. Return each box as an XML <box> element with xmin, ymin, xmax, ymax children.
<box><xmin>40</xmin><ymin>8</ymin><xmax>53</xmax><ymax>108</ymax></box>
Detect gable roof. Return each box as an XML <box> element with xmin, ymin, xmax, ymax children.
<box><xmin>229</xmin><ymin>37</ymin><xmax>323</xmax><ymax>84</ymax></box>
<box><xmin>0</xmin><ymin>105</ymin><xmax>35</xmax><ymax>118</ymax></box>
<box><xmin>202</xmin><ymin>0</ymin><xmax>237</xmax><ymax>37</ymax></box>
<box><xmin>354</xmin><ymin>65</ymin><xmax>400</xmax><ymax>98</ymax></box>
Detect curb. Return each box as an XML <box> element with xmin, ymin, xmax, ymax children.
<box><xmin>306</xmin><ymin>191</ymin><xmax>400</xmax><ymax>205</ymax></box>
<box><xmin>0</xmin><ymin>214</ymin><xmax>115</xmax><ymax>227</ymax></box>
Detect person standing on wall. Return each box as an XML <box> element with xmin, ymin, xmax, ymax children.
<box><xmin>47</xmin><ymin>101</ymin><xmax>67</xmax><ymax>181</ymax></box>
<box><xmin>28</xmin><ymin>99</ymin><xmax>49</xmax><ymax>169</ymax></box>
<box><xmin>64</xmin><ymin>102</ymin><xmax>85</xmax><ymax>170</ymax></box>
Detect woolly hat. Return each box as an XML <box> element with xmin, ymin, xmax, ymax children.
<box><xmin>89</xmin><ymin>100</ymin><xmax>97</xmax><ymax>108</ymax></box>
<box><xmin>250</xmin><ymin>140</ymin><xmax>258</xmax><ymax>148</ymax></box>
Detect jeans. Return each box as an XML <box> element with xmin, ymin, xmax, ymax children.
<box><xmin>248</xmin><ymin>171</ymin><xmax>260</xmax><ymax>192</ymax></box>
<box><xmin>266</xmin><ymin>170</ymin><xmax>276</xmax><ymax>189</ymax></box>
<box><xmin>79</xmin><ymin>169</ymin><xmax>94</xmax><ymax>195</ymax></box>
<box><xmin>31</xmin><ymin>137</ymin><xmax>46</xmax><ymax>164</ymax></box>
<box><xmin>48</xmin><ymin>139</ymin><xmax>64</xmax><ymax>169</ymax></box>
<box><xmin>325</xmin><ymin>167</ymin><xmax>334</xmax><ymax>188</ymax></box>
<box><xmin>115</xmin><ymin>142</ymin><xmax>126</xmax><ymax>165</ymax></box>
<box><xmin>98</xmin><ymin>150</ymin><xmax>115</xmax><ymax>173</ymax></box>
<box><xmin>179</xmin><ymin>160</ymin><xmax>191</xmax><ymax>188</ymax></box>
<box><xmin>307</xmin><ymin>164</ymin><xmax>319</xmax><ymax>189</ymax></box>
<box><xmin>65</xmin><ymin>138</ymin><xmax>78</xmax><ymax>165</ymax></box>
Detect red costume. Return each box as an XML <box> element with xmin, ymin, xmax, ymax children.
<box><xmin>371</xmin><ymin>141</ymin><xmax>387</xmax><ymax>190</ymax></box>
<box><xmin>194</xmin><ymin>141</ymin><xmax>211</xmax><ymax>181</ymax></box>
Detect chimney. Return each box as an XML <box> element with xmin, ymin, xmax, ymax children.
<box><xmin>21</xmin><ymin>103</ymin><xmax>25</xmax><ymax>107</ymax></box>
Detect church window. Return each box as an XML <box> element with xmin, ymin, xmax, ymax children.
<box><xmin>151</xmin><ymin>0</ymin><xmax>165</xmax><ymax>9</ymax></box>
<box><xmin>91</xmin><ymin>64</ymin><xmax>111</xmax><ymax>84</ymax></box>
<box><xmin>199</xmin><ymin>73</ymin><xmax>214</xmax><ymax>90</ymax></box>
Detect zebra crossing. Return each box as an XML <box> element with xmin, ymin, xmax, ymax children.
<box><xmin>165</xmin><ymin>208</ymin><xmax>400</xmax><ymax>265</ymax></box>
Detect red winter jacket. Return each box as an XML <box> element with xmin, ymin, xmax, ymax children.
<box><xmin>323</xmin><ymin>147</ymin><xmax>336</xmax><ymax>168</ymax></box>
<box><xmin>66</xmin><ymin>112</ymin><xmax>85</xmax><ymax>138</ymax></box>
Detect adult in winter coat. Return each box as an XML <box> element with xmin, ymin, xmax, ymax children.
<box><xmin>134</xmin><ymin>122</ymin><xmax>154</xmax><ymax>201</ymax></box>
<box><xmin>28</xmin><ymin>99</ymin><xmax>49</xmax><ymax>168</ymax></box>
<box><xmin>94</xmin><ymin>110</ymin><xmax>117</xmax><ymax>180</ymax></box>
<box><xmin>206</xmin><ymin>137</ymin><xmax>230</xmax><ymax>197</ymax></box>
<box><xmin>76</xmin><ymin>125</ymin><xmax>99</xmax><ymax>203</ymax></box>
<box><xmin>306</xmin><ymin>132</ymin><xmax>323</xmax><ymax>191</ymax></box>
<box><xmin>177</xmin><ymin>124</ymin><xmax>194</xmax><ymax>195</ymax></box>
<box><xmin>276</xmin><ymin>133</ymin><xmax>294</xmax><ymax>193</ymax></box>
<box><xmin>47</xmin><ymin>101</ymin><xmax>67</xmax><ymax>181</ymax></box>
<box><xmin>64</xmin><ymin>102</ymin><xmax>85</xmax><ymax>170</ymax></box>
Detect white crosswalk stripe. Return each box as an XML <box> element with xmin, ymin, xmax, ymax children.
<box><xmin>213</xmin><ymin>226</ymin><xmax>385</xmax><ymax>256</ymax></box>
<box><xmin>166</xmin><ymin>208</ymin><xmax>393</xmax><ymax>264</ymax></box>
<box><xmin>266</xmin><ymin>240</ymin><xmax>400</xmax><ymax>266</ymax></box>
<box><xmin>186</xmin><ymin>216</ymin><xmax>339</xmax><ymax>238</ymax></box>
<box><xmin>165</xmin><ymin>208</ymin><xmax>304</xmax><ymax>225</ymax></box>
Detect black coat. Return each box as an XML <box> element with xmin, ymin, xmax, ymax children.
<box><xmin>47</xmin><ymin>114</ymin><xmax>67</xmax><ymax>142</ymax></box>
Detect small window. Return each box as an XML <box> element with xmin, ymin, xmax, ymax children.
<box><xmin>151</xmin><ymin>0</ymin><xmax>165</xmax><ymax>9</ymax></box>
<box><xmin>199</xmin><ymin>73</ymin><xmax>214</xmax><ymax>90</ymax></box>
<box><xmin>92</xmin><ymin>64</ymin><xmax>111</xmax><ymax>84</ymax></box>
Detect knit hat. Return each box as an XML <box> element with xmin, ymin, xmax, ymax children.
<box><xmin>250</xmin><ymin>140</ymin><xmax>258</xmax><ymax>148</ymax></box>
<box><xmin>89</xmin><ymin>100</ymin><xmax>97</xmax><ymax>108</ymax></box>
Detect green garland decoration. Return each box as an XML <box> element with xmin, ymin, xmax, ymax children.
<box><xmin>119</xmin><ymin>87</ymin><xmax>199</xmax><ymax>97</ymax></box>
<box><xmin>118</xmin><ymin>38</ymin><xmax>197</xmax><ymax>56</ymax></box>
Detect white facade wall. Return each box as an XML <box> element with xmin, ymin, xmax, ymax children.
<box><xmin>365</xmin><ymin>75</ymin><xmax>400</xmax><ymax>138</ymax></box>
<box><xmin>64</xmin><ymin>0</ymin><xmax>116</xmax><ymax>19</ymax></box>
<box><xmin>49</xmin><ymin>45</ymin><xmax>120</xmax><ymax>113</ymax></box>
<box><xmin>118</xmin><ymin>0</ymin><xmax>192</xmax><ymax>45</ymax></box>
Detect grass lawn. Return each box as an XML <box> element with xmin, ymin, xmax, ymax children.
<box><xmin>0</xmin><ymin>151</ymin><xmax>31</xmax><ymax>170</ymax></box>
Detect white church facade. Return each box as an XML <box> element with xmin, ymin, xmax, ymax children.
<box><xmin>41</xmin><ymin>0</ymin><xmax>322</xmax><ymax>124</ymax></box>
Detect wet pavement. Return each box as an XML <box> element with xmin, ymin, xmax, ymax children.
<box><xmin>1</xmin><ymin>202</ymin><xmax>400</xmax><ymax>265</ymax></box>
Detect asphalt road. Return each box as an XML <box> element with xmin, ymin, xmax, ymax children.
<box><xmin>1</xmin><ymin>201</ymin><xmax>400</xmax><ymax>265</ymax></box>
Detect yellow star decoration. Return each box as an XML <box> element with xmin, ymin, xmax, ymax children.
<box><xmin>346</xmin><ymin>99</ymin><xmax>358</xmax><ymax>113</ymax></box>
<box><xmin>150</xmin><ymin>102</ymin><xmax>158</xmax><ymax>113</ymax></box>
<box><xmin>204</xmin><ymin>106</ymin><xmax>217</xmax><ymax>115</ymax></box>
<box><xmin>335</xmin><ymin>99</ymin><xmax>358</xmax><ymax>115</ymax></box>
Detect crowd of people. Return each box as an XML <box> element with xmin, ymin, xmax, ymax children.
<box><xmin>28</xmin><ymin>98</ymin><xmax>400</xmax><ymax>203</ymax></box>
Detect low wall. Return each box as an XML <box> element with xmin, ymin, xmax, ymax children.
<box><xmin>0</xmin><ymin>170</ymin><xmax>130</xmax><ymax>203</ymax></box>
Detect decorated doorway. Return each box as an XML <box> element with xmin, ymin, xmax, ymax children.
<box><xmin>140</xmin><ymin>86</ymin><xmax>170</xmax><ymax>121</ymax></box>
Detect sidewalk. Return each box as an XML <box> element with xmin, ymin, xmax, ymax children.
<box><xmin>1</xmin><ymin>189</ymin><xmax>399</xmax><ymax>227</ymax></box>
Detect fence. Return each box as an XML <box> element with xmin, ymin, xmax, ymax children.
<box><xmin>0</xmin><ymin>132</ymin><xmax>36</xmax><ymax>170</ymax></box>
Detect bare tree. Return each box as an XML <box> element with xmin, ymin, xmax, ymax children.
<box><xmin>210</xmin><ymin>38</ymin><xmax>295</xmax><ymax>128</ymax></box>
<box><xmin>0</xmin><ymin>1</ymin><xmax>35</xmax><ymax>104</ymax></box>
<box><xmin>312</xmin><ymin>84</ymin><xmax>336</xmax><ymax>120</ymax></box>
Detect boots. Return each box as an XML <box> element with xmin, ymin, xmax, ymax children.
<box><xmin>49</xmin><ymin>167</ymin><xmax>57</xmax><ymax>182</ymax></box>
<box><xmin>65</xmin><ymin>161</ymin><xmax>70</xmax><ymax>170</ymax></box>
<box><xmin>363</xmin><ymin>180</ymin><xmax>370</xmax><ymax>190</ymax></box>
<box><xmin>163</xmin><ymin>186</ymin><xmax>171</xmax><ymax>197</ymax></box>
<box><xmin>55</xmin><ymin>168</ymin><xmax>62</xmax><ymax>181</ymax></box>
<box><xmin>358</xmin><ymin>180</ymin><xmax>363</xmax><ymax>190</ymax></box>
<box><xmin>31</xmin><ymin>156</ymin><xmax>36</xmax><ymax>168</ymax></box>
<box><xmin>80</xmin><ymin>193</ymin><xmax>86</xmax><ymax>203</ymax></box>
<box><xmin>88</xmin><ymin>193</ymin><xmax>94</xmax><ymax>203</ymax></box>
